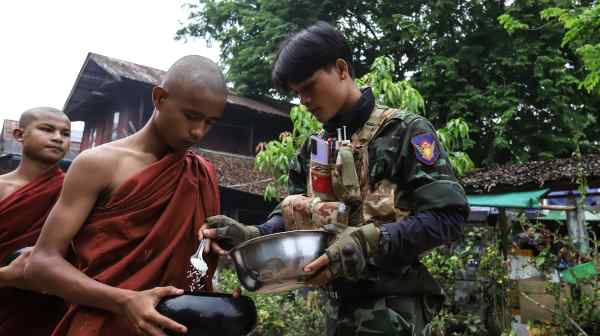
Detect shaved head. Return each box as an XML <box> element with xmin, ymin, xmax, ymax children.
<box><xmin>14</xmin><ymin>106</ymin><xmax>71</xmax><ymax>165</ymax></box>
<box><xmin>19</xmin><ymin>107</ymin><xmax>69</xmax><ymax>129</ymax></box>
<box><xmin>161</xmin><ymin>55</ymin><xmax>227</xmax><ymax>98</ymax></box>
<box><xmin>151</xmin><ymin>56</ymin><xmax>227</xmax><ymax>151</ymax></box>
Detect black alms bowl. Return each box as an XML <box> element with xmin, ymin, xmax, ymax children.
<box><xmin>156</xmin><ymin>292</ymin><xmax>257</xmax><ymax>336</ymax></box>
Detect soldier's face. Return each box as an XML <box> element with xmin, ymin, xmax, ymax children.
<box><xmin>289</xmin><ymin>64</ymin><xmax>350</xmax><ymax>123</ymax></box>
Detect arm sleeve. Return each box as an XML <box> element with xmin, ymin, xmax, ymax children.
<box><xmin>369</xmin><ymin>116</ymin><xmax>469</xmax><ymax>213</ymax></box>
<box><xmin>369</xmin><ymin>116</ymin><xmax>470</xmax><ymax>269</ymax></box>
<box><xmin>257</xmin><ymin>215</ymin><xmax>286</xmax><ymax>235</ymax></box>
<box><xmin>373</xmin><ymin>208</ymin><xmax>466</xmax><ymax>268</ymax></box>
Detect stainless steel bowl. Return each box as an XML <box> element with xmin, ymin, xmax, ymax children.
<box><xmin>229</xmin><ymin>230</ymin><xmax>331</xmax><ymax>293</ymax></box>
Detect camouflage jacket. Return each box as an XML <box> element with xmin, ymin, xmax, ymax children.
<box><xmin>263</xmin><ymin>88</ymin><xmax>469</xmax><ymax>295</ymax></box>
<box><xmin>271</xmin><ymin>88</ymin><xmax>468</xmax><ymax>220</ymax></box>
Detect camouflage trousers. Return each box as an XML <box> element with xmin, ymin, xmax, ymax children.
<box><xmin>329</xmin><ymin>294</ymin><xmax>440</xmax><ymax>336</ymax></box>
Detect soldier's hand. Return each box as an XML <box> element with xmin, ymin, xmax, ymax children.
<box><xmin>305</xmin><ymin>223</ymin><xmax>380</xmax><ymax>281</ymax></box>
<box><xmin>198</xmin><ymin>223</ymin><xmax>228</xmax><ymax>256</ymax></box>
<box><xmin>199</xmin><ymin>215</ymin><xmax>260</xmax><ymax>251</ymax></box>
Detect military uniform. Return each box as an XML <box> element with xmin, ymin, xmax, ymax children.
<box><xmin>258</xmin><ymin>88</ymin><xmax>468</xmax><ymax>335</ymax></box>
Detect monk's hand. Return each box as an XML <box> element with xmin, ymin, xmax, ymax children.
<box><xmin>121</xmin><ymin>286</ymin><xmax>187</xmax><ymax>336</ymax></box>
<box><xmin>0</xmin><ymin>247</ymin><xmax>32</xmax><ymax>289</ymax></box>
<box><xmin>200</xmin><ymin>215</ymin><xmax>260</xmax><ymax>251</ymax></box>
<box><xmin>308</xmin><ymin>223</ymin><xmax>380</xmax><ymax>282</ymax></box>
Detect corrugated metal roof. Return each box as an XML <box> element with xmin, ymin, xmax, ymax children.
<box><xmin>89</xmin><ymin>53</ymin><xmax>164</xmax><ymax>84</ymax></box>
<box><xmin>86</xmin><ymin>53</ymin><xmax>289</xmax><ymax>117</ymax></box>
<box><xmin>194</xmin><ymin>148</ymin><xmax>273</xmax><ymax>196</ymax></box>
<box><xmin>461</xmin><ymin>153</ymin><xmax>600</xmax><ymax>194</ymax></box>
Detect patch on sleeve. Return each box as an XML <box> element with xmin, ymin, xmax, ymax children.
<box><xmin>410</xmin><ymin>133</ymin><xmax>440</xmax><ymax>166</ymax></box>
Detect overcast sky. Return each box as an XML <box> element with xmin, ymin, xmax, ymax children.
<box><xmin>0</xmin><ymin>1</ymin><xmax>218</xmax><ymax>126</ymax></box>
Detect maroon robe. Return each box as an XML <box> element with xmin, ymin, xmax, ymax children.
<box><xmin>0</xmin><ymin>166</ymin><xmax>67</xmax><ymax>335</ymax></box>
<box><xmin>53</xmin><ymin>151</ymin><xmax>220</xmax><ymax>336</ymax></box>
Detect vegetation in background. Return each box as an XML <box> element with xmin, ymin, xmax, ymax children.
<box><xmin>217</xmin><ymin>267</ymin><xmax>328</xmax><ymax>336</ymax></box>
<box><xmin>541</xmin><ymin>3</ymin><xmax>600</xmax><ymax>96</ymax></box>
<box><xmin>178</xmin><ymin>0</ymin><xmax>600</xmax><ymax>165</ymax></box>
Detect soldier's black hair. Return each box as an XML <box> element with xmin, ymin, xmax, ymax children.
<box><xmin>272</xmin><ymin>21</ymin><xmax>354</xmax><ymax>91</ymax></box>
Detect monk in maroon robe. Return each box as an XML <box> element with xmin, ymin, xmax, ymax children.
<box><xmin>25</xmin><ymin>56</ymin><xmax>228</xmax><ymax>336</ymax></box>
<box><xmin>53</xmin><ymin>152</ymin><xmax>220</xmax><ymax>335</ymax></box>
<box><xmin>0</xmin><ymin>106</ymin><xmax>71</xmax><ymax>335</ymax></box>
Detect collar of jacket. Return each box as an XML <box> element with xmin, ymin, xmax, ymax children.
<box><xmin>323</xmin><ymin>87</ymin><xmax>375</xmax><ymax>139</ymax></box>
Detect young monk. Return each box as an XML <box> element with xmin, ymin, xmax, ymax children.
<box><xmin>24</xmin><ymin>55</ymin><xmax>227</xmax><ymax>336</ymax></box>
<box><xmin>0</xmin><ymin>106</ymin><xmax>71</xmax><ymax>335</ymax></box>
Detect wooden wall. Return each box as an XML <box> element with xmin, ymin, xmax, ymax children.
<box><xmin>77</xmin><ymin>81</ymin><xmax>291</xmax><ymax>157</ymax></box>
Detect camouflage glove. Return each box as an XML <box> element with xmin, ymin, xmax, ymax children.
<box><xmin>205</xmin><ymin>215</ymin><xmax>260</xmax><ymax>249</ymax></box>
<box><xmin>323</xmin><ymin>223</ymin><xmax>380</xmax><ymax>280</ymax></box>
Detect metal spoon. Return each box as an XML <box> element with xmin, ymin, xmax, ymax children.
<box><xmin>190</xmin><ymin>238</ymin><xmax>208</xmax><ymax>274</ymax></box>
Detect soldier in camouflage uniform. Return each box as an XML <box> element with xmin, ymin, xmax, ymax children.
<box><xmin>201</xmin><ymin>21</ymin><xmax>469</xmax><ymax>335</ymax></box>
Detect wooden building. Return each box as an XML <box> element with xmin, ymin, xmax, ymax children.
<box><xmin>65</xmin><ymin>53</ymin><xmax>291</xmax><ymax>156</ymax></box>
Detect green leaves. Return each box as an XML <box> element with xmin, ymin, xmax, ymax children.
<box><xmin>498</xmin><ymin>14</ymin><xmax>530</xmax><ymax>34</ymax></box>
<box><xmin>179</xmin><ymin>0</ymin><xmax>600</xmax><ymax>167</ymax></box>
<box><xmin>217</xmin><ymin>267</ymin><xmax>329</xmax><ymax>335</ymax></box>
<box><xmin>424</xmin><ymin>226</ymin><xmax>510</xmax><ymax>335</ymax></box>
<box><xmin>255</xmin><ymin>104</ymin><xmax>321</xmax><ymax>200</ymax></box>
<box><xmin>437</xmin><ymin>117</ymin><xmax>475</xmax><ymax>176</ymax></box>
<box><xmin>356</xmin><ymin>56</ymin><xmax>425</xmax><ymax>113</ymax></box>
<box><xmin>541</xmin><ymin>3</ymin><xmax>600</xmax><ymax>95</ymax></box>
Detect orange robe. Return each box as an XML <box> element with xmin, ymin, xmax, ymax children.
<box><xmin>0</xmin><ymin>166</ymin><xmax>67</xmax><ymax>335</ymax></box>
<box><xmin>52</xmin><ymin>151</ymin><xmax>220</xmax><ymax>336</ymax></box>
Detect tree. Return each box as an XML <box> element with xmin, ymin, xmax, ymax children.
<box><xmin>255</xmin><ymin>56</ymin><xmax>474</xmax><ymax>200</ymax></box>
<box><xmin>176</xmin><ymin>0</ymin><xmax>427</xmax><ymax>98</ymax></box>
<box><xmin>541</xmin><ymin>2</ymin><xmax>600</xmax><ymax>96</ymax></box>
<box><xmin>415</xmin><ymin>0</ymin><xmax>600</xmax><ymax>165</ymax></box>
<box><xmin>178</xmin><ymin>0</ymin><xmax>600</xmax><ymax>166</ymax></box>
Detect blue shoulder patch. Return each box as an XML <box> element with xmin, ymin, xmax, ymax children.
<box><xmin>410</xmin><ymin>133</ymin><xmax>439</xmax><ymax>166</ymax></box>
